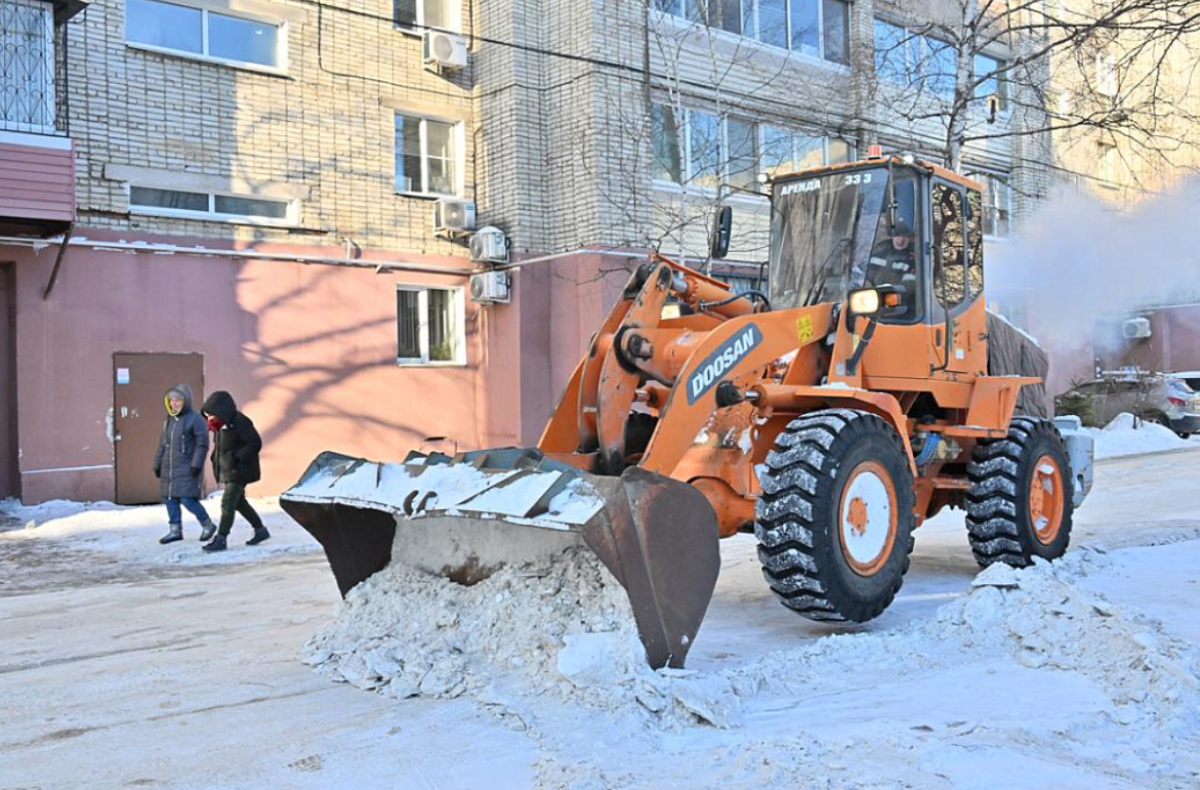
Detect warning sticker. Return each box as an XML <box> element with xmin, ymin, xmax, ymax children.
<box><xmin>116</xmin><ymin>368</ymin><xmax>130</xmax><ymax>385</ymax></box>
<box><xmin>796</xmin><ymin>315</ymin><xmax>814</xmax><ymax>344</ymax></box>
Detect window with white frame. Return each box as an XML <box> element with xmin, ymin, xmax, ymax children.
<box><xmin>129</xmin><ymin>186</ymin><xmax>295</xmax><ymax>224</ymax></box>
<box><xmin>0</xmin><ymin>0</ymin><xmax>55</xmax><ymax>133</ymax></box>
<box><xmin>655</xmin><ymin>0</ymin><xmax>848</xmax><ymax>64</ymax></box>
<box><xmin>874</xmin><ymin>20</ymin><xmax>956</xmax><ymax>98</ymax></box>
<box><xmin>395</xmin><ymin>114</ymin><xmax>461</xmax><ymax>196</ymax></box>
<box><xmin>1094</xmin><ymin>50</ymin><xmax>1118</xmax><ymax>97</ymax></box>
<box><xmin>653</xmin><ymin>103</ymin><xmax>854</xmax><ymax>189</ymax></box>
<box><xmin>126</xmin><ymin>0</ymin><xmax>284</xmax><ymax>70</ymax></box>
<box><xmin>1097</xmin><ymin>141</ymin><xmax>1119</xmax><ymax>185</ymax></box>
<box><xmin>965</xmin><ymin>170</ymin><xmax>1012</xmax><ymax>237</ymax></box>
<box><xmin>973</xmin><ymin>53</ymin><xmax>1009</xmax><ymax>111</ymax></box>
<box><xmin>397</xmin><ymin>285</ymin><xmax>465</xmax><ymax>365</ymax></box>
<box><xmin>395</xmin><ymin>0</ymin><xmax>459</xmax><ymax>31</ymax></box>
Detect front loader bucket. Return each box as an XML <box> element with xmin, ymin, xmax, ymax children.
<box><xmin>281</xmin><ymin>450</ymin><xmax>720</xmax><ymax>668</ymax></box>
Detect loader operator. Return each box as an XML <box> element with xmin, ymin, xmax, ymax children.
<box><xmin>861</xmin><ymin>228</ymin><xmax>917</xmax><ymax>320</ymax></box>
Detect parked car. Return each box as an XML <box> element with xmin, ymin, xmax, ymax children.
<box><xmin>1168</xmin><ymin>371</ymin><xmax>1200</xmax><ymax>393</ymax></box>
<box><xmin>1056</xmin><ymin>373</ymin><xmax>1200</xmax><ymax>437</ymax></box>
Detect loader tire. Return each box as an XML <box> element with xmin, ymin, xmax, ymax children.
<box><xmin>755</xmin><ymin>409</ymin><xmax>916</xmax><ymax>623</ymax></box>
<box><xmin>966</xmin><ymin>417</ymin><xmax>1074</xmax><ymax>567</ymax></box>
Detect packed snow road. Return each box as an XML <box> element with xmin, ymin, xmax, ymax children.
<box><xmin>2</xmin><ymin>447</ymin><xmax>1200</xmax><ymax>790</ymax></box>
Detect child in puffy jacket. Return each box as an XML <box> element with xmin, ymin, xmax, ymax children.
<box><xmin>153</xmin><ymin>384</ymin><xmax>217</xmax><ymax>544</ymax></box>
<box><xmin>199</xmin><ymin>390</ymin><xmax>269</xmax><ymax>552</ymax></box>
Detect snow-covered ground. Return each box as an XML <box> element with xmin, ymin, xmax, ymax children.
<box><xmin>2</xmin><ymin>448</ymin><xmax>1200</xmax><ymax>790</ymax></box>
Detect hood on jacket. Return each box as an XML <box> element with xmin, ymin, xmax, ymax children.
<box><xmin>164</xmin><ymin>383</ymin><xmax>195</xmax><ymax>417</ymax></box>
<box><xmin>201</xmin><ymin>390</ymin><xmax>238</xmax><ymax>424</ymax></box>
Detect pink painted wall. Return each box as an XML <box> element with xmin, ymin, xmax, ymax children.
<box><xmin>7</xmin><ymin>231</ymin><xmax>646</xmax><ymax>504</ymax></box>
<box><xmin>7</xmin><ymin>233</ymin><xmax>513</xmax><ymax>503</ymax></box>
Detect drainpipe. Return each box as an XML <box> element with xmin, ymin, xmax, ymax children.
<box><xmin>40</xmin><ymin>222</ymin><xmax>74</xmax><ymax>300</ymax></box>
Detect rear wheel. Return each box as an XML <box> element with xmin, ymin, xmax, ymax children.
<box><xmin>966</xmin><ymin>417</ymin><xmax>1074</xmax><ymax>567</ymax></box>
<box><xmin>755</xmin><ymin>409</ymin><xmax>916</xmax><ymax>622</ymax></box>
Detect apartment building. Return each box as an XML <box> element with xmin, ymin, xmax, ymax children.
<box><xmin>1</xmin><ymin>0</ymin><xmax>1058</xmax><ymax>504</ymax></box>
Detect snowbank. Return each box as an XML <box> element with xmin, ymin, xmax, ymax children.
<box><xmin>305</xmin><ymin>542</ymin><xmax>1200</xmax><ymax>790</ymax></box>
<box><xmin>0</xmin><ymin>495</ymin><xmax>319</xmax><ymax>566</ymax></box>
<box><xmin>1088</xmin><ymin>412</ymin><xmax>1192</xmax><ymax>459</ymax></box>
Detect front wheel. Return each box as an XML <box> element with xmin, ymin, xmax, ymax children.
<box><xmin>966</xmin><ymin>417</ymin><xmax>1075</xmax><ymax>567</ymax></box>
<box><xmin>755</xmin><ymin>409</ymin><xmax>916</xmax><ymax>622</ymax></box>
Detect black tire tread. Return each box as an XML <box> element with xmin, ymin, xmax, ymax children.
<box><xmin>755</xmin><ymin>409</ymin><xmax>915</xmax><ymax>622</ymax></box>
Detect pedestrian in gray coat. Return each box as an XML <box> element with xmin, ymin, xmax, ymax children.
<box><xmin>152</xmin><ymin>384</ymin><xmax>217</xmax><ymax>544</ymax></box>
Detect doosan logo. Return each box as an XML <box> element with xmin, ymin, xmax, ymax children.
<box><xmin>687</xmin><ymin>324</ymin><xmax>762</xmax><ymax>405</ymax></box>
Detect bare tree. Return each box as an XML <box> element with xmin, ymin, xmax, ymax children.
<box><xmin>868</xmin><ymin>0</ymin><xmax>1200</xmax><ymax>175</ymax></box>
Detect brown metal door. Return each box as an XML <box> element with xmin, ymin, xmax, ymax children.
<box><xmin>0</xmin><ymin>264</ymin><xmax>16</xmax><ymax>500</ymax></box>
<box><xmin>113</xmin><ymin>353</ymin><xmax>204</xmax><ymax>505</ymax></box>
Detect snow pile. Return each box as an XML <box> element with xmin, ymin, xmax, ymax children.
<box><xmin>303</xmin><ymin>547</ymin><xmax>745</xmax><ymax>727</ymax></box>
<box><xmin>1090</xmin><ymin>412</ymin><xmax>1190</xmax><ymax>459</ymax></box>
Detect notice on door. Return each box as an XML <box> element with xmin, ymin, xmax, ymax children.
<box><xmin>116</xmin><ymin>367</ymin><xmax>130</xmax><ymax>385</ymax></box>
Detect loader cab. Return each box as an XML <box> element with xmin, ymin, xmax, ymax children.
<box><xmin>767</xmin><ymin>158</ymin><xmax>987</xmax><ymax>378</ymax></box>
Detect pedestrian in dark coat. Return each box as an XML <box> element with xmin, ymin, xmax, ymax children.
<box><xmin>152</xmin><ymin>384</ymin><xmax>217</xmax><ymax>544</ymax></box>
<box><xmin>199</xmin><ymin>390</ymin><xmax>269</xmax><ymax>552</ymax></box>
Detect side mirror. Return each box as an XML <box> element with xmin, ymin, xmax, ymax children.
<box><xmin>710</xmin><ymin>205</ymin><xmax>732</xmax><ymax>260</ymax></box>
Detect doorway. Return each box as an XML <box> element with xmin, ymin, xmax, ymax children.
<box><xmin>0</xmin><ymin>264</ymin><xmax>16</xmax><ymax>499</ymax></box>
<box><xmin>113</xmin><ymin>353</ymin><xmax>204</xmax><ymax>505</ymax></box>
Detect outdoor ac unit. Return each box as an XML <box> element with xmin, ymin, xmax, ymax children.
<box><xmin>434</xmin><ymin>198</ymin><xmax>476</xmax><ymax>236</ymax></box>
<box><xmin>469</xmin><ymin>226</ymin><xmax>509</xmax><ymax>263</ymax></box>
<box><xmin>1123</xmin><ymin>317</ymin><xmax>1152</xmax><ymax>340</ymax></box>
<box><xmin>423</xmin><ymin>30</ymin><xmax>468</xmax><ymax>71</ymax></box>
<box><xmin>470</xmin><ymin>270</ymin><xmax>511</xmax><ymax>304</ymax></box>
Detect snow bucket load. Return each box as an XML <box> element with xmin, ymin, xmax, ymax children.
<box><xmin>281</xmin><ymin>448</ymin><xmax>721</xmax><ymax>669</ymax></box>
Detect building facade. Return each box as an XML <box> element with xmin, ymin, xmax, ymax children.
<box><xmin>2</xmin><ymin>0</ymin><xmax>1075</xmax><ymax>503</ymax></box>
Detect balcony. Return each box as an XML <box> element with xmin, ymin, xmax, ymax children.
<box><xmin>0</xmin><ymin>0</ymin><xmax>86</xmax><ymax>237</ymax></box>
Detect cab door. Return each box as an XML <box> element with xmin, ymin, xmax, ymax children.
<box><xmin>927</xmin><ymin>179</ymin><xmax>987</xmax><ymax>378</ymax></box>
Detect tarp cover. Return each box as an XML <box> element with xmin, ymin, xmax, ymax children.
<box><xmin>987</xmin><ymin>311</ymin><xmax>1050</xmax><ymax>418</ymax></box>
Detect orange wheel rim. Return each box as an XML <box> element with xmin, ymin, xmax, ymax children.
<box><xmin>1029</xmin><ymin>454</ymin><xmax>1065</xmax><ymax>545</ymax></box>
<box><xmin>838</xmin><ymin>460</ymin><xmax>898</xmax><ymax>576</ymax></box>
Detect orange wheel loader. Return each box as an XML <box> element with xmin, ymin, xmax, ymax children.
<box><xmin>281</xmin><ymin>155</ymin><xmax>1095</xmax><ymax>669</ymax></box>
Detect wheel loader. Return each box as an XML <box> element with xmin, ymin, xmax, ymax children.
<box><xmin>282</xmin><ymin>154</ymin><xmax>1095</xmax><ymax>669</ymax></box>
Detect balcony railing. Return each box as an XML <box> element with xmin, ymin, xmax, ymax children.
<box><xmin>0</xmin><ymin>0</ymin><xmax>75</xmax><ymax>137</ymax></box>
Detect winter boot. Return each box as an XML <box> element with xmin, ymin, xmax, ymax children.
<box><xmin>159</xmin><ymin>523</ymin><xmax>183</xmax><ymax>545</ymax></box>
<box><xmin>199</xmin><ymin>520</ymin><xmax>217</xmax><ymax>541</ymax></box>
<box><xmin>246</xmin><ymin>526</ymin><xmax>271</xmax><ymax>546</ymax></box>
<box><xmin>202</xmin><ymin>535</ymin><xmax>228</xmax><ymax>553</ymax></box>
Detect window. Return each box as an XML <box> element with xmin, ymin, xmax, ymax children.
<box><xmin>126</xmin><ymin>0</ymin><xmax>283</xmax><ymax>70</ymax></box>
<box><xmin>395</xmin><ymin>114</ymin><xmax>461</xmax><ymax>196</ymax></box>
<box><xmin>973</xmin><ymin>53</ymin><xmax>1008</xmax><ymax>111</ymax></box>
<box><xmin>873</xmin><ymin>20</ymin><xmax>956</xmax><ymax>100</ymax></box>
<box><xmin>761</xmin><ymin>126</ymin><xmax>851</xmax><ymax>178</ymax></box>
<box><xmin>965</xmin><ymin>171</ymin><xmax>1011</xmax><ymax>237</ymax></box>
<box><xmin>1095</xmin><ymin>50</ymin><xmax>1118</xmax><ymax>97</ymax></box>
<box><xmin>129</xmin><ymin>186</ymin><xmax>294</xmax><ymax>224</ymax></box>
<box><xmin>931</xmin><ymin>182</ymin><xmax>966</xmax><ymax>307</ymax></box>
<box><xmin>0</xmin><ymin>0</ymin><xmax>55</xmax><ymax>132</ymax></box>
<box><xmin>395</xmin><ymin>0</ymin><xmax>459</xmax><ymax>32</ymax></box>
<box><xmin>1097</xmin><ymin>142</ymin><xmax>1119</xmax><ymax>185</ymax></box>
<box><xmin>397</xmin><ymin>286</ymin><xmax>465</xmax><ymax>365</ymax></box>
<box><xmin>653</xmin><ymin>103</ymin><xmax>853</xmax><ymax>189</ymax></box>
<box><xmin>658</xmin><ymin>0</ymin><xmax>848</xmax><ymax>64</ymax></box>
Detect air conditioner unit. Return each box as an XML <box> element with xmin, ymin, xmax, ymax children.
<box><xmin>1123</xmin><ymin>317</ymin><xmax>1152</xmax><ymax>340</ymax></box>
<box><xmin>434</xmin><ymin>198</ymin><xmax>476</xmax><ymax>237</ymax></box>
<box><xmin>423</xmin><ymin>30</ymin><xmax>468</xmax><ymax>71</ymax></box>
<box><xmin>469</xmin><ymin>226</ymin><xmax>508</xmax><ymax>263</ymax></box>
<box><xmin>470</xmin><ymin>270</ymin><xmax>511</xmax><ymax>304</ymax></box>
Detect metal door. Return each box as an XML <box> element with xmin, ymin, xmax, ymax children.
<box><xmin>0</xmin><ymin>264</ymin><xmax>16</xmax><ymax>499</ymax></box>
<box><xmin>113</xmin><ymin>353</ymin><xmax>204</xmax><ymax>505</ymax></box>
